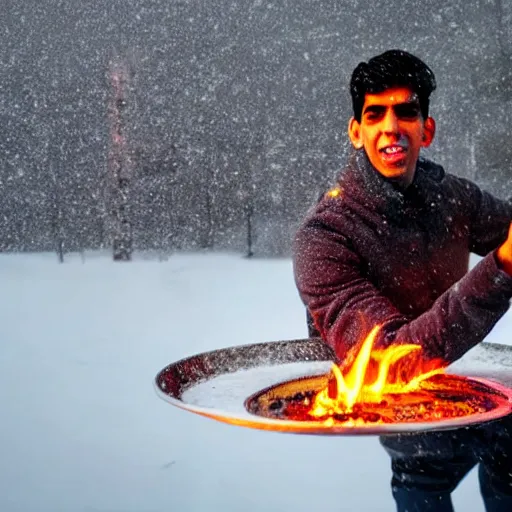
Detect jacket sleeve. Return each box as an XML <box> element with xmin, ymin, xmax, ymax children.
<box><xmin>453</xmin><ymin>175</ymin><xmax>512</xmax><ymax>255</ymax></box>
<box><xmin>293</xmin><ymin>205</ymin><xmax>512</xmax><ymax>366</ymax></box>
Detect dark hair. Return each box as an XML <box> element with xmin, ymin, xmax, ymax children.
<box><xmin>350</xmin><ymin>49</ymin><xmax>437</xmax><ymax>122</ymax></box>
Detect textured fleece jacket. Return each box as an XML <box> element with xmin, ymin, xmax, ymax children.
<box><xmin>293</xmin><ymin>150</ymin><xmax>512</xmax><ymax>365</ymax></box>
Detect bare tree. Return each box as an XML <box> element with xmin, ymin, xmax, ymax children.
<box><xmin>106</xmin><ymin>55</ymin><xmax>133</xmax><ymax>261</ymax></box>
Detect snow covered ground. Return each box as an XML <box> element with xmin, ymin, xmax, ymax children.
<box><xmin>1</xmin><ymin>251</ymin><xmax>510</xmax><ymax>512</ymax></box>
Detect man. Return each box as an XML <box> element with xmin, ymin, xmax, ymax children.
<box><xmin>292</xmin><ymin>50</ymin><xmax>512</xmax><ymax>511</ymax></box>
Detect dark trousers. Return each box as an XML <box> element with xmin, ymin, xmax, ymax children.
<box><xmin>380</xmin><ymin>415</ymin><xmax>512</xmax><ymax>512</ymax></box>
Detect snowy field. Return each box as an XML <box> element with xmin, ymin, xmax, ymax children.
<box><xmin>1</xmin><ymin>250</ymin><xmax>511</xmax><ymax>512</ymax></box>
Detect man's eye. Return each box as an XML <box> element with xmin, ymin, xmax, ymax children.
<box><xmin>395</xmin><ymin>104</ymin><xmax>420</xmax><ymax>119</ymax></box>
<box><xmin>365</xmin><ymin>111</ymin><xmax>383</xmax><ymax>121</ymax></box>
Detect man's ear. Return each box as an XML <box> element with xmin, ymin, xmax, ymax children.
<box><xmin>421</xmin><ymin>117</ymin><xmax>436</xmax><ymax>147</ymax></box>
<box><xmin>348</xmin><ymin>117</ymin><xmax>363</xmax><ymax>149</ymax></box>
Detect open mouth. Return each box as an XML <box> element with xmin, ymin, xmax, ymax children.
<box><xmin>381</xmin><ymin>145</ymin><xmax>406</xmax><ymax>155</ymax></box>
<box><xmin>379</xmin><ymin>144</ymin><xmax>408</xmax><ymax>167</ymax></box>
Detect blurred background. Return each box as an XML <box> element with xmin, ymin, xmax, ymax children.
<box><xmin>1</xmin><ymin>0</ymin><xmax>511</xmax><ymax>257</ymax></box>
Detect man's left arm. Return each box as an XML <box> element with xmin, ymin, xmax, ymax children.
<box><xmin>461</xmin><ymin>177</ymin><xmax>512</xmax><ymax>255</ymax></box>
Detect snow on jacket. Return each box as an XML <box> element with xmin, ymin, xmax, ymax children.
<box><xmin>293</xmin><ymin>150</ymin><xmax>512</xmax><ymax>365</ymax></box>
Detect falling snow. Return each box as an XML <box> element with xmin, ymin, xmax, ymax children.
<box><xmin>0</xmin><ymin>1</ymin><xmax>511</xmax><ymax>258</ymax></box>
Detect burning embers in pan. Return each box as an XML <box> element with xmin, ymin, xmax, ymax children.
<box><xmin>246</xmin><ymin>326</ymin><xmax>511</xmax><ymax>427</ymax></box>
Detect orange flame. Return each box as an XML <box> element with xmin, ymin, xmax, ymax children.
<box><xmin>310</xmin><ymin>325</ymin><xmax>445</xmax><ymax>418</ymax></box>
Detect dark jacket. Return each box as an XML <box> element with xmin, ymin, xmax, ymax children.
<box><xmin>293</xmin><ymin>150</ymin><xmax>512</xmax><ymax>364</ymax></box>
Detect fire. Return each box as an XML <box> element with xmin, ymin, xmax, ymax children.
<box><xmin>243</xmin><ymin>326</ymin><xmax>512</xmax><ymax>428</ymax></box>
<box><xmin>309</xmin><ymin>325</ymin><xmax>446</xmax><ymax>419</ymax></box>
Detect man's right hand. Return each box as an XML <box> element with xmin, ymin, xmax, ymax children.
<box><xmin>497</xmin><ymin>222</ymin><xmax>512</xmax><ymax>276</ymax></box>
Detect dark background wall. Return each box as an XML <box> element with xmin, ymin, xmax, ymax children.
<box><xmin>1</xmin><ymin>0</ymin><xmax>511</xmax><ymax>257</ymax></box>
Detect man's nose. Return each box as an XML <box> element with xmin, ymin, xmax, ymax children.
<box><xmin>382</xmin><ymin>110</ymin><xmax>399</xmax><ymax>133</ymax></box>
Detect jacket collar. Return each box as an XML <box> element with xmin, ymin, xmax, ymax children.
<box><xmin>338</xmin><ymin>149</ymin><xmax>445</xmax><ymax>220</ymax></box>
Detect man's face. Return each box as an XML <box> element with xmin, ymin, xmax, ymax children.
<box><xmin>348</xmin><ymin>86</ymin><xmax>435</xmax><ymax>187</ymax></box>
